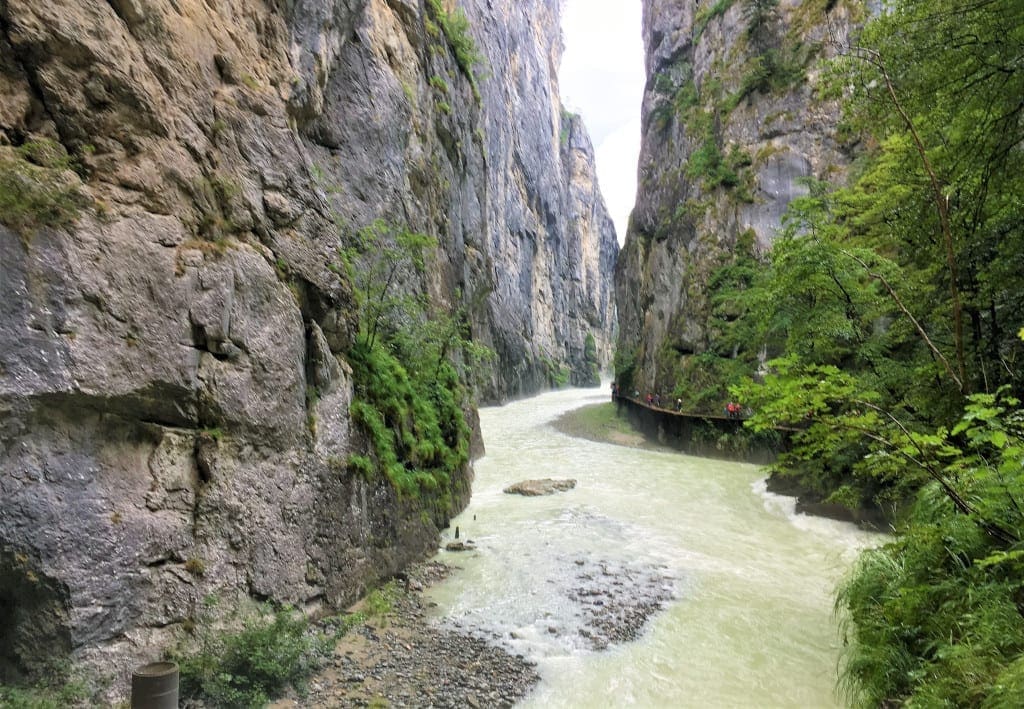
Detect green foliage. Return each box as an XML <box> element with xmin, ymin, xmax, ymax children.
<box><xmin>401</xmin><ymin>82</ymin><xmax>416</xmax><ymax>104</ymax></box>
<box><xmin>425</xmin><ymin>0</ymin><xmax>483</xmax><ymax>98</ymax></box>
<box><xmin>742</xmin><ymin>0</ymin><xmax>779</xmax><ymax>46</ymax></box>
<box><xmin>659</xmin><ymin>229</ymin><xmax>764</xmax><ymax>414</ymax></box>
<box><xmin>201</xmin><ymin>426</ymin><xmax>224</xmax><ymax>441</ymax></box>
<box><xmin>340</xmin><ymin>220</ymin><xmax>481</xmax><ymax>504</ymax></box>
<box><xmin>727</xmin><ymin>44</ymin><xmax>812</xmax><ymax>111</ymax></box>
<box><xmin>583</xmin><ymin>332</ymin><xmax>600</xmax><ymax>385</ymax></box>
<box><xmin>338</xmin><ymin>219</ymin><xmax>436</xmax><ymax>351</ymax></box>
<box><xmin>614</xmin><ymin>345</ymin><xmax>639</xmax><ymax>391</ymax></box>
<box><xmin>693</xmin><ymin>0</ymin><xmax>737</xmax><ymax>41</ymax></box>
<box><xmin>428</xmin><ymin>74</ymin><xmax>449</xmax><ymax>93</ymax></box>
<box><xmin>685</xmin><ymin>137</ymin><xmax>756</xmax><ymax>195</ymax></box>
<box><xmin>0</xmin><ymin>670</ymin><xmax>90</xmax><ymax>709</ymax></box>
<box><xmin>670</xmin><ymin>352</ymin><xmax>756</xmax><ymax>415</ymax></box>
<box><xmin>837</xmin><ymin>391</ymin><xmax>1024</xmax><ymax>707</ymax></box>
<box><xmin>686</xmin><ymin>139</ymin><xmax>733</xmax><ymax>189</ymax></box>
<box><xmin>364</xmin><ymin>581</ymin><xmax>401</xmax><ymax>617</ymax></box>
<box><xmin>649</xmin><ymin>59</ymin><xmax>698</xmax><ymax>132</ymax></box>
<box><xmin>539</xmin><ymin>353</ymin><xmax>570</xmax><ymax>388</ymax></box>
<box><xmin>824</xmin><ymin>0</ymin><xmax>1024</xmax><ymax>390</ymax></box>
<box><xmin>322</xmin><ymin>611</ymin><xmax>366</xmax><ymax>638</ymax></box>
<box><xmin>0</xmin><ymin>140</ymin><xmax>84</xmax><ymax>239</ymax></box>
<box><xmin>346</xmin><ymin>453</ymin><xmax>374</xmax><ymax>480</ymax></box>
<box><xmin>560</xmin><ymin>109</ymin><xmax>577</xmax><ymax>146</ymax></box>
<box><xmin>668</xmin><ymin>0</ymin><xmax>1024</xmax><ymax>703</ymax></box>
<box><xmin>174</xmin><ymin>605</ymin><xmax>334</xmax><ymax>708</ymax></box>
<box><xmin>678</xmin><ymin>95</ymin><xmax>754</xmax><ymax>197</ymax></box>
<box><xmin>348</xmin><ymin>349</ymin><xmax>466</xmax><ymax>498</ymax></box>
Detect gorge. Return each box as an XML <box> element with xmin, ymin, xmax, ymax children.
<box><xmin>3</xmin><ymin>0</ymin><xmax>1024</xmax><ymax>706</ymax></box>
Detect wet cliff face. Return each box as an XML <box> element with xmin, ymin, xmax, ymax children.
<box><xmin>615</xmin><ymin>0</ymin><xmax>861</xmax><ymax>395</ymax></box>
<box><xmin>0</xmin><ymin>0</ymin><xmax>615</xmax><ymax>689</ymax></box>
<box><xmin>465</xmin><ymin>0</ymin><xmax>618</xmax><ymax>396</ymax></box>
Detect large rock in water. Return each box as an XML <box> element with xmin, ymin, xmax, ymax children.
<box><xmin>504</xmin><ymin>479</ymin><xmax>578</xmax><ymax>496</ymax></box>
<box><xmin>0</xmin><ymin>0</ymin><xmax>616</xmax><ymax>697</ymax></box>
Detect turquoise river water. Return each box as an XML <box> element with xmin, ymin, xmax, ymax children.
<box><xmin>425</xmin><ymin>386</ymin><xmax>884</xmax><ymax>708</ymax></box>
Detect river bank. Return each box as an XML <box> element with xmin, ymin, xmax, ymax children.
<box><xmin>269</xmin><ymin>548</ymin><xmax>676</xmax><ymax>708</ymax></box>
<box><xmin>557</xmin><ymin>401</ymin><xmax>890</xmax><ymax>529</ymax></box>
<box><xmin>268</xmin><ymin>561</ymin><xmax>539</xmax><ymax>708</ymax></box>
<box><xmin>549</xmin><ymin>399</ymin><xmax>661</xmax><ymax>450</ymax></box>
<box><xmin>275</xmin><ymin>388</ymin><xmax>880</xmax><ymax>707</ymax></box>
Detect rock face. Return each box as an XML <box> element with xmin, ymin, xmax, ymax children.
<box><xmin>503</xmin><ymin>478</ymin><xmax>577</xmax><ymax>496</ymax></box>
<box><xmin>465</xmin><ymin>0</ymin><xmax>619</xmax><ymax>395</ymax></box>
<box><xmin>0</xmin><ymin>0</ymin><xmax>616</xmax><ymax>693</ymax></box>
<box><xmin>615</xmin><ymin>0</ymin><xmax>862</xmax><ymax>394</ymax></box>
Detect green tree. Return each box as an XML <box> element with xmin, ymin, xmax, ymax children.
<box><xmin>339</xmin><ymin>219</ymin><xmax>436</xmax><ymax>350</ymax></box>
<box><xmin>722</xmin><ymin>1</ymin><xmax>1024</xmax><ymax>702</ymax></box>
<box><xmin>836</xmin><ymin>388</ymin><xmax>1024</xmax><ymax>706</ymax></box>
<box><xmin>826</xmin><ymin>0</ymin><xmax>1024</xmax><ymax>395</ymax></box>
<box><xmin>726</xmin><ymin>0</ymin><xmax>1024</xmax><ymax>509</ymax></box>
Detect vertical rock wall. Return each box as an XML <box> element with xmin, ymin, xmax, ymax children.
<box><xmin>0</xmin><ymin>0</ymin><xmax>616</xmax><ymax>692</ymax></box>
<box><xmin>465</xmin><ymin>0</ymin><xmax>619</xmax><ymax>397</ymax></box>
<box><xmin>616</xmin><ymin>0</ymin><xmax>861</xmax><ymax>394</ymax></box>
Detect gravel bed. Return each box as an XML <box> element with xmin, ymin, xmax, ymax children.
<box><xmin>274</xmin><ymin>562</ymin><xmax>540</xmax><ymax>708</ymax></box>
<box><xmin>276</xmin><ymin>556</ymin><xmax>675</xmax><ymax>707</ymax></box>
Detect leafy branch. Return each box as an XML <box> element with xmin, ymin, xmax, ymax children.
<box><xmin>829</xmin><ymin>24</ymin><xmax>968</xmax><ymax>392</ymax></box>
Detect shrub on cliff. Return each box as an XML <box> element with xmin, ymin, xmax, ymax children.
<box><xmin>425</xmin><ymin>0</ymin><xmax>483</xmax><ymax>96</ymax></box>
<box><xmin>0</xmin><ymin>140</ymin><xmax>84</xmax><ymax>239</ymax></box>
<box><xmin>348</xmin><ymin>342</ymin><xmax>469</xmax><ymax>500</ymax></box>
<box><xmin>338</xmin><ymin>219</ymin><xmax>481</xmax><ymax>508</ymax></box>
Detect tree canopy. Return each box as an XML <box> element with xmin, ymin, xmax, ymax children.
<box><xmin>701</xmin><ymin>0</ymin><xmax>1024</xmax><ymax>703</ymax></box>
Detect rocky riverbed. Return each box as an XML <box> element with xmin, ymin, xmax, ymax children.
<box><xmin>270</xmin><ymin>552</ymin><xmax>676</xmax><ymax>707</ymax></box>
<box><xmin>269</xmin><ymin>562</ymin><xmax>538</xmax><ymax>708</ymax></box>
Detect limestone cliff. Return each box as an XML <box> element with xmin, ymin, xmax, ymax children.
<box><xmin>464</xmin><ymin>0</ymin><xmax>619</xmax><ymax>395</ymax></box>
<box><xmin>0</xmin><ymin>0</ymin><xmax>616</xmax><ymax>691</ymax></box>
<box><xmin>615</xmin><ymin>0</ymin><xmax>861</xmax><ymax>398</ymax></box>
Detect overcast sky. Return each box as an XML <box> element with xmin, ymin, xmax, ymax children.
<box><xmin>559</xmin><ymin>0</ymin><xmax>645</xmax><ymax>245</ymax></box>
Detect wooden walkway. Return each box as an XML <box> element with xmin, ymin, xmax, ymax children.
<box><xmin>613</xmin><ymin>394</ymin><xmax>803</xmax><ymax>433</ymax></box>
<box><xmin>613</xmin><ymin>394</ymin><xmax>746</xmax><ymax>422</ymax></box>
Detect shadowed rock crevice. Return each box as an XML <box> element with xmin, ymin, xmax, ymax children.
<box><xmin>0</xmin><ymin>547</ymin><xmax>73</xmax><ymax>683</ymax></box>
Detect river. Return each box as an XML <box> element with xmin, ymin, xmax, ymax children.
<box><xmin>425</xmin><ymin>387</ymin><xmax>883</xmax><ymax>708</ymax></box>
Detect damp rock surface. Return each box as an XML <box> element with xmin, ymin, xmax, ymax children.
<box><xmin>503</xmin><ymin>478</ymin><xmax>578</xmax><ymax>496</ymax></box>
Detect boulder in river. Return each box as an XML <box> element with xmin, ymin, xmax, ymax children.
<box><xmin>503</xmin><ymin>479</ymin><xmax>577</xmax><ymax>496</ymax></box>
<box><xmin>445</xmin><ymin>541</ymin><xmax>476</xmax><ymax>552</ymax></box>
